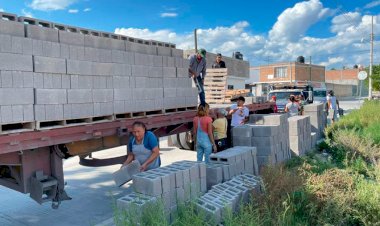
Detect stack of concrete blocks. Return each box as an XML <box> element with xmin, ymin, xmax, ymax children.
<box><xmin>249</xmin><ymin>114</ymin><xmax>291</xmax><ymax>164</ymax></box>
<box><xmin>0</xmin><ymin>12</ymin><xmax>198</xmax><ymax>130</ymax></box>
<box><xmin>233</xmin><ymin>123</ymin><xmax>285</xmax><ymax>173</ymax></box>
<box><xmin>116</xmin><ymin>192</ymin><xmax>158</xmax><ymax>223</ymax></box>
<box><xmin>130</xmin><ymin>161</ymin><xmax>206</xmax><ymax>223</ymax></box>
<box><xmin>303</xmin><ymin>103</ymin><xmax>326</xmax><ymax>142</ymax></box>
<box><xmin>194</xmin><ymin>174</ymin><xmax>261</xmax><ymax>224</ymax></box>
<box><xmin>206</xmin><ymin>146</ymin><xmax>259</xmax><ymax>189</ymax></box>
<box><xmin>288</xmin><ymin>116</ymin><xmax>312</xmax><ymax>156</ymax></box>
<box><xmin>0</xmin><ymin>13</ymin><xmax>34</xmax><ymax>125</ymax></box>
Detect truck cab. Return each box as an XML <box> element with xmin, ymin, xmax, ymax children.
<box><xmin>267</xmin><ymin>82</ymin><xmax>314</xmax><ymax>112</ymax></box>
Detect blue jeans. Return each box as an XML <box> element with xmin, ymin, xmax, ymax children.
<box><xmin>196</xmin><ymin>141</ymin><xmax>212</xmax><ymax>163</ymax></box>
<box><xmin>196</xmin><ymin>76</ymin><xmax>206</xmax><ymax>106</ymax></box>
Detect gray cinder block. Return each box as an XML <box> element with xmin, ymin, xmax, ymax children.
<box><xmin>34</xmin><ymin>56</ymin><xmax>66</xmax><ymax>74</ymax></box>
<box><xmin>67</xmin><ymin>59</ymin><xmax>93</xmax><ymax>75</ymax></box>
<box><xmin>35</xmin><ymin>89</ymin><xmax>67</xmax><ymax>104</ymax></box>
<box><xmin>67</xmin><ymin>89</ymin><xmax>93</xmax><ymax>104</ymax></box>
<box><xmin>0</xmin><ymin>18</ymin><xmax>24</xmax><ymax>37</ymax></box>
<box><xmin>0</xmin><ymin>88</ymin><xmax>34</xmax><ymax>105</ymax></box>
<box><xmin>25</xmin><ymin>24</ymin><xmax>58</xmax><ymax>42</ymax></box>
<box><xmin>132</xmin><ymin>172</ymin><xmax>163</xmax><ymax>196</ymax></box>
<box><xmin>0</xmin><ymin>52</ymin><xmax>33</xmax><ymax>71</ymax></box>
<box><xmin>45</xmin><ymin>104</ymin><xmax>64</xmax><ymax>120</ymax></box>
<box><xmin>113</xmin><ymin>160</ymin><xmax>141</xmax><ymax>187</ymax></box>
<box><xmin>92</xmin><ymin>89</ymin><xmax>113</xmax><ymax>103</ymax></box>
<box><xmin>58</xmin><ymin>30</ymin><xmax>85</xmax><ymax>46</ymax></box>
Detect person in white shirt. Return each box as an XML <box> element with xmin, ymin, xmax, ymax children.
<box><xmin>327</xmin><ymin>90</ymin><xmax>339</xmax><ymax>124</ymax></box>
<box><xmin>228</xmin><ymin>96</ymin><xmax>249</xmax><ymax>146</ymax></box>
<box><xmin>285</xmin><ymin>95</ymin><xmax>300</xmax><ymax>117</ymax></box>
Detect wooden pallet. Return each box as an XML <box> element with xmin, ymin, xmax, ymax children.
<box><xmin>0</xmin><ymin>121</ymin><xmax>35</xmax><ymax>134</ymax></box>
<box><xmin>204</xmin><ymin>68</ymin><xmax>228</xmax><ymax>104</ymax></box>
<box><xmin>36</xmin><ymin>115</ymin><xmax>115</xmax><ymax>130</ymax></box>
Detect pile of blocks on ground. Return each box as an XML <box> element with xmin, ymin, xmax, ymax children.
<box><xmin>303</xmin><ymin>103</ymin><xmax>327</xmax><ymax>142</ymax></box>
<box><xmin>194</xmin><ymin>174</ymin><xmax>261</xmax><ymax>224</ymax></box>
<box><xmin>116</xmin><ymin>146</ymin><xmax>261</xmax><ymax>224</ymax></box>
<box><xmin>207</xmin><ymin>146</ymin><xmax>259</xmax><ymax>189</ymax></box>
<box><xmin>288</xmin><ymin>116</ymin><xmax>312</xmax><ymax>156</ymax></box>
<box><xmin>117</xmin><ymin>160</ymin><xmax>206</xmax><ymax>223</ymax></box>
<box><xmin>232</xmin><ymin>114</ymin><xmax>291</xmax><ymax>172</ymax></box>
<box><xmin>251</xmin><ymin>96</ymin><xmax>267</xmax><ymax>103</ymax></box>
<box><xmin>0</xmin><ymin>12</ymin><xmax>197</xmax><ymax>129</ymax></box>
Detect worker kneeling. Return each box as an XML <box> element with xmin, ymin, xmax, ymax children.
<box><xmin>122</xmin><ymin>121</ymin><xmax>161</xmax><ymax>172</ymax></box>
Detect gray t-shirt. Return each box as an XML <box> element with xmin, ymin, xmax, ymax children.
<box><xmin>189</xmin><ymin>55</ymin><xmax>207</xmax><ymax>79</ymax></box>
<box><xmin>286</xmin><ymin>102</ymin><xmax>299</xmax><ymax>116</ymax></box>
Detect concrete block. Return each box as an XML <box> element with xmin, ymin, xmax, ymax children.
<box><xmin>0</xmin><ymin>105</ymin><xmax>12</xmax><ymax>123</ymax></box>
<box><xmin>233</xmin><ymin>136</ymin><xmax>252</xmax><ymax>146</ymax></box>
<box><xmin>11</xmin><ymin>105</ymin><xmax>23</xmax><ymax>122</ymax></box>
<box><xmin>23</xmin><ymin>105</ymin><xmax>34</xmax><ymax>121</ymax></box>
<box><xmin>114</xmin><ymin>89</ymin><xmax>133</xmax><ymax>101</ymax></box>
<box><xmin>157</xmin><ymin>46</ymin><xmax>171</xmax><ymax>56</ymax></box>
<box><xmin>45</xmin><ymin>104</ymin><xmax>64</xmax><ymax>120</ymax></box>
<box><xmin>148</xmin><ymin>66</ymin><xmax>163</xmax><ymax>78</ymax></box>
<box><xmin>25</xmin><ymin>25</ymin><xmax>58</xmax><ymax>42</ymax></box>
<box><xmin>176</xmin><ymin>68</ymin><xmax>188</xmax><ymax>77</ymax></box>
<box><xmin>69</xmin><ymin>103</ymin><xmax>93</xmax><ymax>118</ymax></box>
<box><xmin>92</xmin><ymin>89</ymin><xmax>113</xmax><ymax>103</ymax></box>
<box><xmin>176</xmin><ymin>187</ymin><xmax>185</xmax><ymax>204</ymax></box>
<box><xmin>34</xmin><ymin>56</ymin><xmax>66</xmax><ymax>74</ymax></box>
<box><xmin>113</xmin><ymin>160</ymin><xmax>141</xmax><ymax>187</ymax></box>
<box><xmin>60</xmin><ymin>43</ymin><xmax>70</xmax><ymax>59</ymax></box>
<box><xmin>0</xmin><ymin>18</ymin><xmax>24</xmax><ymax>37</ymax></box>
<box><xmin>77</xmin><ymin>75</ymin><xmax>93</xmax><ymax>89</ymax></box>
<box><xmin>132</xmin><ymin>65</ymin><xmax>149</xmax><ymax>77</ymax></box>
<box><xmin>35</xmin><ymin>89</ymin><xmax>67</xmax><ymax>104</ymax></box>
<box><xmin>0</xmin><ymin>34</ymin><xmax>12</xmax><ymax>53</ymax></box>
<box><xmin>99</xmin><ymin>49</ymin><xmax>112</xmax><ymax>63</ymax></box>
<box><xmin>58</xmin><ymin>30</ymin><xmax>85</xmax><ymax>46</ymax></box>
<box><xmin>194</xmin><ymin>198</ymin><xmax>221</xmax><ymax>224</ymax></box>
<box><xmin>132</xmin><ymin>172</ymin><xmax>163</xmax><ymax>196</ymax></box>
<box><xmin>126</xmin><ymin>41</ymin><xmax>157</xmax><ymax>55</ymax></box>
<box><xmin>67</xmin><ymin>60</ymin><xmax>92</xmax><ymax>75</ymax></box>
<box><xmin>32</xmin><ymin>39</ymin><xmax>43</xmax><ymax>56</ymax></box>
<box><xmin>0</xmin><ymin>88</ymin><xmax>34</xmax><ymax>105</ymax></box>
<box><xmin>0</xmin><ymin>52</ymin><xmax>33</xmax><ymax>71</ymax></box>
<box><xmin>34</xmin><ymin>105</ymin><xmax>45</xmax><ymax>121</ymax></box>
<box><xmin>171</xmin><ymin>48</ymin><xmax>183</xmax><ymax>57</ymax></box>
<box><xmin>251</xmin><ymin>125</ymin><xmax>279</xmax><ymax>137</ymax></box>
<box><xmin>84</xmin><ymin>35</ymin><xmax>109</xmax><ymax>49</ymax></box>
<box><xmin>1</xmin><ymin>70</ymin><xmax>12</xmax><ymax>87</ymax></box>
<box><xmin>41</xmin><ymin>41</ymin><xmax>61</xmax><ymax>58</ymax></box>
<box><xmin>67</xmin><ymin>89</ymin><xmax>93</xmax><ymax>103</ymax></box>
<box><xmin>163</xmin><ymin>56</ymin><xmax>175</xmax><ymax>67</ymax></box>
<box><xmin>206</xmin><ymin>164</ymin><xmax>223</xmax><ymax>190</ymax></box>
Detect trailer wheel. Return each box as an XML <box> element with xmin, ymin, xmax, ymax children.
<box><xmin>178</xmin><ymin>131</ymin><xmax>195</xmax><ymax>151</ymax></box>
<box><xmin>169</xmin><ymin>134</ymin><xmax>183</xmax><ymax>149</ymax></box>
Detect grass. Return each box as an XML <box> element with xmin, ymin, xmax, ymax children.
<box><xmin>114</xmin><ymin>100</ymin><xmax>380</xmax><ymax>226</ymax></box>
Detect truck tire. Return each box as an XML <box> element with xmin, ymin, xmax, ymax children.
<box><xmin>169</xmin><ymin>134</ymin><xmax>183</xmax><ymax>149</ymax></box>
<box><xmin>178</xmin><ymin>132</ymin><xmax>195</xmax><ymax>151</ymax></box>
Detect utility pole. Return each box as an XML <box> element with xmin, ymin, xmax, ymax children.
<box><xmin>369</xmin><ymin>16</ymin><xmax>374</xmax><ymax>99</ymax></box>
<box><xmin>309</xmin><ymin>56</ymin><xmax>312</xmax><ymax>81</ymax></box>
<box><xmin>194</xmin><ymin>29</ymin><xmax>198</xmax><ymax>53</ymax></box>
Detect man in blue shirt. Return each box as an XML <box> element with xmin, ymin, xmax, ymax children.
<box><xmin>189</xmin><ymin>48</ymin><xmax>207</xmax><ymax>106</ymax></box>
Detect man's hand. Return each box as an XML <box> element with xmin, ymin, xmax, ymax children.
<box><xmin>212</xmin><ymin>144</ymin><xmax>217</xmax><ymax>153</ymax></box>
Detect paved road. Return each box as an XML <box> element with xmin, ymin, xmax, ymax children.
<box><xmin>0</xmin><ymin>98</ymin><xmax>363</xmax><ymax>226</ymax></box>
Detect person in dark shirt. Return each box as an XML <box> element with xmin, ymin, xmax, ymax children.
<box><xmin>212</xmin><ymin>53</ymin><xmax>226</xmax><ymax>68</ymax></box>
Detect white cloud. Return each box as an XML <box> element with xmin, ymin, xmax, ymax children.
<box><xmin>269</xmin><ymin>0</ymin><xmax>333</xmax><ymax>42</ymax></box>
<box><xmin>21</xmin><ymin>9</ymin><xmax>34</xmax><ymax>17</ymax></box>
<box><xmin>320</xmin><ymin>57</ymin><xmax>344</xmax><ymax>67</ymax></box>
<box><xmin>160</xmin><ymin>12</ymin><xmax>178</xmax><ymax>18</ymax></box>
<box><xmin>0</xmin><ymin>8</ymin><xmax>4</xmax><ymax>12</ymax></box>
<box><xmin>68</xmin><ymin>9</ymin><xmax>78</xmax><ymax>13</ymax></box>
<box><xmin>116</xmin><ymin>0</ymin><xmax>379</xmax><ymax>70</ymax></box>
<box><xmin>364</xmin><ymin>0</ymin><xmax>380</xmax><ymax>9</ymax></box>
<box><xmin>330</xmin><ymin>12</ymin><xmax>361</xmax><ymax>33</ymax></box>
<box><xmin>83</xmin><ymin>8</ymin><xmax>91</xmax><ymax>12</ymax></box>
<box><xmin>29</xmin><ymin>0</ymin><xmax>77</xmax><ymax>11</ymax></box>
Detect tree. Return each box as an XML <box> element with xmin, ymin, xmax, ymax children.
<box><xmin>364</xmin><ymin>64</ymin><xmax>380</xmax><ymax>91</ymax></box>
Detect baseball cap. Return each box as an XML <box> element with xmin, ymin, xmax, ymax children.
<box><xmin>198</xmin><ymin>48</ymin><xmax>206</xmax><ymax>58</ymax></box>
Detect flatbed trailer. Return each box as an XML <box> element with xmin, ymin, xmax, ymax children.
<box><xmin>0</xmin><ymin>102</ymin><xmax>274</xmax><ymax>207</ymax></box>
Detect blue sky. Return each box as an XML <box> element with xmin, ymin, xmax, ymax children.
<box><xmin>1</xmin><ymin>0</ymin><xmax>380</xmax><ymax>69</ymax></box>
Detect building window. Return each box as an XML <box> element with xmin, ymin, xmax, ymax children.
<box><xmin>274</xmin><ymin>66</ymin><xmax>287</xmax><ymax>78</ymax></box>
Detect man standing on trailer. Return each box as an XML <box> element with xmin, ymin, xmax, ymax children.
<box><xmin>212</xmin><ymin>53</ymin><xmax>226</xmax><ymax>68</ymax></box>
<box><xmin>189</xmin><ymin>48</ymin><xmax>207</xmax><ymax>106</ymax></box>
